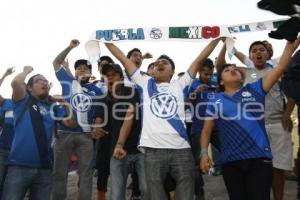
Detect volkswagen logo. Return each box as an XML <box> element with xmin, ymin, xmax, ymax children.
<box><xmin>150</xmin><ymin>93</ymin><xmax>178</xmax><ymax>119</ymax></box>
<box><xmin>71</xmin><ymin>93</ymin><xmax>92</xmax><ymax>112</ymax></box>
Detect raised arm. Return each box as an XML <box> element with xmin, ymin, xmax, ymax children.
<box><xmin>0</xmin><ymin>67</ymin><xmax>14</xmax><ymax>87</ymax></box>
<box><xmin>0</xmin><ymin>67</ymin><xmax>14</xmax><ymax>103</ymax></box>
<box><xmin>188</xmin><ymin>38</ymin><xmax>222</xmax><ymax>77</ymax></box>
<box><xmin>105</xmin><ymin>43</ymin><xmax>137</xmax><ymax>76</ymax></box>
<box><xmin>53</xmin><ymin>39</ymin><xmax>80</xmax><ymax>71</ymax></box>
<box><xmin>142</xmin><ymin>52</ymin><xmax>153</xmax><ymax>60</ymax></box>
<box><xmin>61</xmin><ymin>59</ymin><xmax>75</xmax><ymax>78</ymax></box>
<box><xmin>215</xmin><ymin>43</ymin><xmax>227</xmax><ymax>74</ymax></box>
<box><xmin>217</xmin><ymin>42</ymin><xmax>247</xmax><ymax>77</ymax></box>
<box><xmin>232</xmin><ymin>47</ymin><xmax>247</xmax><ymax>64</ymax></box>
<box><xmin>11</xmin><ymin>66</ymin><xmax>33</xmax><ymax>101</ymax></box>
<box><xmin>282</xmin><ymin>97</ymin><xmax>296</xmax><ymax>132</ymax></box>
<box><xmin>263</xmin><ymin>41</ymin><xmax>297</xmax><ymax>92</ymax></box>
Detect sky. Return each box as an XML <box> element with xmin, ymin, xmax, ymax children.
<box><xmin>0</xmin><ymin>0</ymin><xmax>287</xmax><ymax>98</ymax></box>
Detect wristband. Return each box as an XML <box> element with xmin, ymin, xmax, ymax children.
<box><xmin>116</xmin><ymin>142</ymin><xmax>124</xmax><ymax>148</ymax></box>
<box><xmin>189</xmin><ymin>92</ymin><xmax>197</xmax><ymax>100</ymax></box>
<box><xmin>199</xmin><ymin>148</ymin><xmax>208</xmax><ymax>159</ymax></box>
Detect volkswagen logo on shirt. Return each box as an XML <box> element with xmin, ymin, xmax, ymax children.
<box><xmin>150</xmin><ymin>93</ymin><xmax>178</xmax><ymax>119</ymax></box>
<box><xmin>71</xmin><ymin>93</ymin><xmax>92</xmax><ymax>112</ymax></box>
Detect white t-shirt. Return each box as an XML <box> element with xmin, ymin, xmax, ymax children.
<box><xmin>244</xmin><ymin>56</ymin><xmax>279</xmax><ymax>69</ymax></box>
<box><xmin>130</xmin><ymin>69</ymin><xmax>193</xmax><ymax>150</ymax></box>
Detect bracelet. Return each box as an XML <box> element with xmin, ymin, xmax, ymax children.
<box><xmin>199</xmin><ymin>148</ymin><xmax>208</xmax><ymax>159</ymax></box>
<box><xmin>116</xmin><ymin>142</ymin><xmax>124</xmax><ymax>148</ymax></box>
<box><xmin>189</xmin><ymin>92</ymin><xmax>197</xmax><ymax>100</ymax></box>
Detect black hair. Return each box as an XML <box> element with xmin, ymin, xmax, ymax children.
<box><xmin>262</xmin><ymin>40</ymin><xmax>273</xmax><ymax>59</ymax></box>
<box><xmin>98</xmin><ymin>56</ymin><xmax>114</xmax><ymax>64</ymax></box>
<box><xmin>217</xmin><ymin>63</ymin><xmax>243</xmax><ymax>92</ymax></box>
<box><xmin>26</xmin><ymin>74</ymin><xmax>51</xmax><ymax>101</ymax></box>
<box><xmin>147</xmin><ymin>62</ymin><xmax>155</xmax><ymax>71</ymax></box>
<box><xmin>177</xmin><ymin>72</ymin><xmax>185</xmax><ymax>77</ymax></box>
<box><xmin>26</xmin><ymin>74</ymin><xmax>41</xmax><ymax>87</ymax></box>
<box><xmin>126</xmin><ymin>48</ymin><xmax>142</xmax><ymax>58</ymax></box>
<box><xmin>201</xmin><ymin>58</ymin><xmax>214</xmax><ymax>70</ymax></box>
<box><xmin>248</xmin><ymin>41</ymin><xmax>268</xmax><ymax>55</ymax></box>
<box><xmin>157</xmin><ymin>54</ymin><xmax>175</xmax><ymax>70</ymax></box>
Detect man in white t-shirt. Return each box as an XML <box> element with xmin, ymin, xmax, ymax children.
<box><xmin>104</xmin><ymin>38</ymin><xmax>222</xmax><ymax>200</ymax></box>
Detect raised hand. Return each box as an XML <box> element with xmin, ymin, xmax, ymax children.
<box><xmin>69</xmin><ymin>39</ymin><xmax>80</xmax><ymax>49</ymax></box>
<box><xmin>142</xmin><ymin>52</ymin><xmax>153</xmax><ymax>59</ymax></box>
<box><xmin>4</xmin><ymin>67</ymin><xmax>15</xmax><ymax>76</ymax></box>
<box><xmin>23</xmin><ymin>66</ymin><xmax>33</xmax><ymax>74</ymax></box>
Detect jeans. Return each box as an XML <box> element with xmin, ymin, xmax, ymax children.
<box><xmin>110</xmin><ymin>153</ymin><xmax>147</xmax><ymax>200</ymax></box>
<box><xmin>0</xmin><ymin>148</ymin><xmax>9</xmax><ymax>198</ymax></box>
<box><xmin>144</xmin><ymin>148</ymin><xmax>195</xmax><ymax>200</ymax></box>
<box><xmin>2</xmin><ymin>165</ymin><xmax>52</xmax><ymax>200</ymax></box>
<box><xmin>191</xmin><ymin>134</ymin><xmax>204</xmax><ymax>200</ymax></box>
<box><xmin>52</xmin><ymin>133</ymin><xmax>93</xmax><ymax>200</ymax></box>
<box><xmin>96</xmin><ymin>134</ymin><xmax>111</xmax><ymax>191</ymax></box>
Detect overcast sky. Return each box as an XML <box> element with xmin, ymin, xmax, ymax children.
<box><xmin>0</xmin><ymin>0</ymin><xmax>287</xmax><ymax>97</ymax></box>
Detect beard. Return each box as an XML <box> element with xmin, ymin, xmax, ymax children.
<box><xmin>38</xmin><ymin>92</ymin><xmax>50</xmax><ymax>101</ymax></box>
<box><xmin>80</xmin><ymin>78</ymin><xmax>90</xmax><ymax>85</ymax></box>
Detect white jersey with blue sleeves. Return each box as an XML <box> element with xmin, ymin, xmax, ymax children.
<box><xmin>55</xmin><ymin>66</ymin><xmax>103</xmax><ymax>133</ymax></box>
<box><xmin>131</xmin><ymin>69</ymin><xmax>193</xmax><ymax>149</ymax></box>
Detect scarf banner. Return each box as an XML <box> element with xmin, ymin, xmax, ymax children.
<box><xmin>86</xmin><ymin>18</ymin><xmax>287</xmax><ymax>62</ymax></box>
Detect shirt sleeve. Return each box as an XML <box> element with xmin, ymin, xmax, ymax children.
<box><xmin>244</xmin><ymin>56</ymin><xmax>255</xmax><ymax>68</ymax></box>
<box><xmin>55</xmin><ymin>65</ymin><xmax>74</xmax><ymax>83</ymax></box>
<box><xmin>248</xmin><ymin>78</ymin><xmax>267</xmax><ymax>97</ymax></box>
<box><xmin>130</xmin><ymin>69</ymin><xmax>151</xmax><ymax>87</ymax></box>
<box><xmin>55</xmin><ymin>66</ymin><xmax>76</xmax><ymax>98</ymax></box>
<box><xmin>178</xmin><ymin>71</ymin><xmax>194</xmax><ymax>90</ymax></box>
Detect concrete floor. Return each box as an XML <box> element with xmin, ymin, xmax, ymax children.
<box><xmin>66</xmin><ymin>172</ymin><xmax>298</xmax><ymax>200</ymax></box>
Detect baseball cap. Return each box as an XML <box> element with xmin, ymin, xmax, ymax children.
<box><xmin>101</xmin><ymin>63</ymin><xmax>123</xmax><ymax>76</ymax></box>
<box><xmin>74</xmin><ymin>59</ymin><xmax>92</xmax><ymax>70</ymax></box>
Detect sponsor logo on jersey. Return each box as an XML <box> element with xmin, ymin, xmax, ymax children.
<box><xmin>150</xmin><ymin>93</ymin><xmax>178</xmax><ymax>119</ymax></box>
<box><xmin>71</xmin><ymin>93</ymin><xmax>92</xmax><ymax>112</ymax></box>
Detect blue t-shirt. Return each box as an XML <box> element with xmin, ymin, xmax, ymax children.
<box><xmin>55</xmin><ymin>66</ymin><xmax>103</xmax><ymax>133</ymax></box>
<box><xmin>189</xmin><ymin>79</ymin><xmax>218</xmax><ymax>135</ymax></box>
<box><xmin>8</xmin><ymin>95</ymin><xmax>65</xmax><ymax>168</ymax></box>
<box><xmin>205</xmin><ymin>79</ymin><xmax>272</xmax><ymax>164</ymax></box>
<box><xmin>0</xmin><ymin>99</ymin><xmax>14</xmax><ymax>149</ymax></box>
